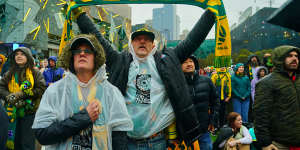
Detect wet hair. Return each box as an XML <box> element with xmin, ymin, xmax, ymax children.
<box><xmin>227</xmin><ymin>112</ymin><xmax>241</xmax><ymax>128</ymax></box>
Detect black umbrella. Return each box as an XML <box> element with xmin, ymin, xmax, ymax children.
<box><xmin>267</xmin><ymin>0</ymin><xmax>300</xmax><ymax>32</ymax></box>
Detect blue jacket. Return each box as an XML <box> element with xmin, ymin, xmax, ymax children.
<box><xmin>43</xmin><ymin>56</ymin><xmax>64</xmax><ymax>86</ymax></box>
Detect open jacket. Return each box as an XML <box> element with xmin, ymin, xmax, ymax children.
<box><xmin>43</xmin><ymin>56</ymin><xmax>64</xmax><ymax>86</ymax></box>
<box><xmin>254</xmin><ymin>45</ymin><xmax>300</xmax><ymax>147</ymax></box>
<box><xmin>76</xmin><ymin>10</ymin><xmax>215</xmax><ymax>145</ymax></box>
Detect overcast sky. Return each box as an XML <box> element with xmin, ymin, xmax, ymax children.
<box><xmin>130</xmin><ymin>0</ymin><xmax>288</xmax><ymax>39</ymax></box>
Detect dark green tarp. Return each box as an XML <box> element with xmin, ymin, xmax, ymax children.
<box><xmin>267</xmin><ymin>0</ymin><xmax>300</xmax><ymax>32</ymax></box>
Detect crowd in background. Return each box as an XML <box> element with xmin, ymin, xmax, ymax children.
<box><xmin>0</xmin><ymin>5</ymin><xmax>299</xmax><ymax>150</ymax></box>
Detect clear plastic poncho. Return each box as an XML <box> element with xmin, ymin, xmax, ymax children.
<box><xmin>125</xmin><ymin>42</ymin><xmax>175</xmax><ymax>138</ymax></box>
<box><xmin>32</xmin><ymin>65</ymin><xmax>133</xmax><ymax>150</ymax></box>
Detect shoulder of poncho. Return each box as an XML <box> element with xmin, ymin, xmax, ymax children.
<box><xmin>45</xmin><ymin>77</ymin><xmax>68</xmax><ymax>93</ymax></box>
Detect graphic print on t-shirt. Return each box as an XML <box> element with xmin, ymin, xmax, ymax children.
<box><xmin>72</xmin><ymin>125</ymin><xmax>92</xmax><ymax>150</ymax></box>
<box><xmin>135</xmin><ymin>74</ymin><xmax>151</xmax><ymax>104</ymax></box>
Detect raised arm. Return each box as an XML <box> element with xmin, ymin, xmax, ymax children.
<box><xmin>76</xmin><ymin>12</ymin><xmax>120</xmax><ymax>68</ymax></box>
<box><xmin>174</xmin><ymin>10</ymin><xmax>215</xmax><ymax>63</ymax></box>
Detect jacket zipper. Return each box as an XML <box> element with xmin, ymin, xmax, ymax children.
<box><xmin>192</xmin><ymin>86</ymin><xmax>195</xmax><ymax>97</ymax></box>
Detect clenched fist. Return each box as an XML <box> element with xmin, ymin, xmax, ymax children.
<box><xmin>86</xmin><ymin>100</ymin><xmax>101</xmax><ymax>122</ymax></box>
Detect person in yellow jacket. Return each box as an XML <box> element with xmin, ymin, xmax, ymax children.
<box><xmin>211</xmin><ymin>67</ymin><xmax>232</xmax><ymax>128</ymax></box>
<box><xmin>0</xmin><ymin>54</ymin><xmax>7</xmax><ymax>75</ymax></box>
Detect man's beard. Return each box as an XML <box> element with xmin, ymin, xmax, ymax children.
<box><xmin>284</xmin><ymin>62</ymin><xmax>299</xmax><ymax>72</ymax></box>
<box><xmin>250</xmin><ymin>61</ymin><xmax>258</xmax><ymax>67</ymax></box>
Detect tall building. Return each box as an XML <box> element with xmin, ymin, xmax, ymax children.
<box><xmin>152</xmin><ymin>4</ymin><xmax>180</xmax><ymax>40</ymax></box>
<box><xmin>0</xmin><ymin>0</ymin><xmax>66</xmax><ymax>57</ymax></box>
<box><xmin>231</xmin><ymin>7</ymin><xmax>300</xmax><ymax>52</ymax></box>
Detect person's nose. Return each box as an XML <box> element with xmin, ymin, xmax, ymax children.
<box><xmin>139</xmin><ymin>38</ymin><xmax>146</xmax><ymax>43</ymax></box>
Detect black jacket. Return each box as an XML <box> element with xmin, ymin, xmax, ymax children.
<box><xmin>0</xmin><ymin>105</ymin><xmax>9</xmax><ymax>150</ymax></box>
<box><xmin>213</xmin><ymin>126</ymin><xmax>233</xmax><ymax>150</ymax></box>
<box><xmin>77</xmin><ymin>10</ymin><xmax>215</xmax><ymax>145</ymax></box>
<box><xmin>185</xmin><ymin>72</ymin><xmax>219</xmax><ymax>133</ymax></box>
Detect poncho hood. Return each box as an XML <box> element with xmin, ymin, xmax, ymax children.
<box><xmin>58</xmin><ymin>34</ymin><xmax>106</xmax><ymax>73</ymax></box>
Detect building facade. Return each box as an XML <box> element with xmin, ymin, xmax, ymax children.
<box><xmin>152</xmin><ymin>4</ymin><xmax>180</xmax><ymax>40</ymax></box>
<box><xmin>231</xmin><ymin>7</ymin><xmax>300</xmax><ymax>53</ymax></box>
<box><xmin>0</xmin><ymin>1</ymin><xmax>132</xmax><ymax>57</ymax></box>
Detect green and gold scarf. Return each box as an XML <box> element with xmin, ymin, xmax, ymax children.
<box><xmin>59</xmin><ymin>0</ymin><xmax>231</xmax><ymax>68</ymax></box>
<box><xmin>6</xmin><ymin>68</ymin><xmax>34</xmax><ymax>150</ymax></box>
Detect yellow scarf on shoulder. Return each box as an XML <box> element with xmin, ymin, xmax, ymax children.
<box><xmin>8</xmin><ymin>68</ymin><xmax>34</xmax><ymax>93</ymax></box>
<box><xmin>6</xmin><ymin>68</ymin><xmax>34</xmax><ymax>150</ymax></box>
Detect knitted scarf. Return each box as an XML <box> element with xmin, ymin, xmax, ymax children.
<box><xmin>6</xmin><ymin>68</ymin><xmax>34</xmax><ymax>150</ymax></box>
<box><xmin>216</xmin><ymin>72</ymin><xmax>231</xmax><ymax>100</ymax></box>
<box><xmin>248</xmin><ymin>65</ymin><xmax>253</xmax><ymax>80</ymax></box>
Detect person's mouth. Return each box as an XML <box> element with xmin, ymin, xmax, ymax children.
<box><xmin>139</xmin><ymin>46</ymin><xmax>146</xmax><ymax>50</ymax></box>
<box><xmin>290</xmin><ymin>62</ymin><xmax>298</xmax><ymax>66</ymax></box>
<box><xmin>78</xmin><ymin>59</ymin><xmax>87</xmax><ymax>63</ymax></box>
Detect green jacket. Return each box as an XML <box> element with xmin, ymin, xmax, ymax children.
<box><xmin>231</xmin><ymin>73</ymin><xmax>251</xmax><ymax>99</ymax></box>
<box><xmin>254</xmin><ymin>45</ymin><xmax>300</xmax><ymax>147</ymax></box>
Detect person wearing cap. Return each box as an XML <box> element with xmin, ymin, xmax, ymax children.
<box><xmin>73</xmin><ymin>6</ymin><xmax>215</xmax><ymax>149</ymax></box>
<box><xmin>0</xmin><ymin>47</ymin><xmax>46</xmax><ymax>150</ymax></box>
<box><xmin>32</xmin><ymin>34</ymin><xmax>133</xmax><ymax>150</ymax></box>
<box><xmin>179</xmin><ymin>55</ymin><xmax>219</xmax><ymax>150</ymax></box>
<box><xmin>254</xmin><ymin>45</ymin><xmax>300</xmax><ymax>150</ymax></box>
<box><xmin>43</xmin><ymin>56</ymin><xmax>64</xmax><ymax>87</ymax></box>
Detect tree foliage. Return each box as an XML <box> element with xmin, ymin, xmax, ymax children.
<box><xmin>197</xmin><ymin>48</ymin><xmax>274</xmax><ymax>68</ymax></box>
